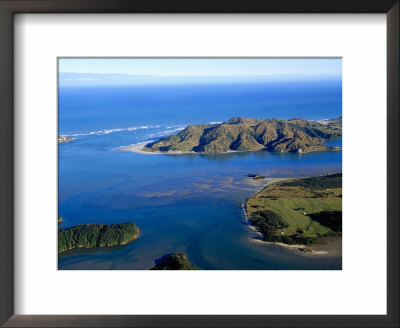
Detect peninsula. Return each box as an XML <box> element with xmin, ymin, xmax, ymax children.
<box><xmin>141</xmin><ymin>117</ymin><xmax>342</xmax><ymax>154</ymax></box>
<box><xmin>245</xmin><ymin>173</ymin><xmax>342</xmax><ymax>247</ymax></box>
<box><xmin>58</xmin><ymin>222</ymin><xmax>139</xmax><ymax>253</ymax></box>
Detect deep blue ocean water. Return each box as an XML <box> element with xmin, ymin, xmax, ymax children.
<box><xmin>58</xmin><ymin>81</ymin><xmax>342</xmax><ymax>270</ymax></box>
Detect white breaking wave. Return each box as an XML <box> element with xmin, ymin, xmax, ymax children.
<box><xmin>166</xmin><ymin>125</ymin><xmax>187</xmax><ymax>129</ymax></box>
<box><xmin>62</xmin><ymin>121</ymin><xmax>220</xmax><ymax>141</ymax></box>
<box><xmin>146</xmin><ymin>122</ymin><xmax>221</xmax><ymax>139</ymax></box>
<box><xmin>63</xmin><ymin>125</ymin><xmax>161</xmax><ymax>137</ymax></box>
<box><xmin>147</xmin><ymin>126</ymin><xmax>186</xmax><ymax>138</ymax></box>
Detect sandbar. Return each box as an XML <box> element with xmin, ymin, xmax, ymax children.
<box><xmin>119</xmin><ymin>142</ymin><xmax>195</xmax><ymax>155</ymax></box>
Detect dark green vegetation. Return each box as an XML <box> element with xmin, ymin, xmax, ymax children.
<box><xmin>249</xmin><ymin>209</ymin><xmax>289</xmax><ymax>241</ymax></box>
<box><xmin>150</xmin><ymin>253</ymin><xmax>197</xmax><ymax>270</ymax></box>
<box><xmin>246</xmin><ymin>174</ymin><xmax>342</xmax><ymax>245</ymax></box>
<box><xmin>143</xmin><ymin>117</ymin><xmax>342</xmax><ymax>154</ymax></box>
<box><xmin>280</xmin><ymin>173</ymin><xmax>342</xmax><ymax>189</ymax></box>
<box><xmin>58</xmin><ymin>222</ymin><xmax>139</xmax><ymax>253</ymax></box>
<box><xmin>309</xmin><ymin>211</ymin><xmax>342</xmax><ymax>233</ymax></box>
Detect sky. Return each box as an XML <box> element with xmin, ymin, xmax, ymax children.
<box><xmin>59</xmin><ymin>58</ymin><xmax>341</xmax><ymax>76</ymax></box>
<box><xmin>58</xmin><ymin>58</ymin><xmax>341</xmax><ymax>86</ymax></box>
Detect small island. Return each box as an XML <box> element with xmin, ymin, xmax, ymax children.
<box><xmin>58</xmin><ymin>136</ymin><xmax>75</xmax><ymax>143</ymax></box>
<box><xmin>58</xmin><ymin>222</ymin><xmax>139</xmax><ymax>253</ymax></box>
<box><xmin>245</xmin><ymin>173</ymin><xmax>342</xmax><ymax>248</ymax></box>
<box><xmin>248</xmin><ymin>173</ymin><xmax>266</xmax><ymax>180</ymax></box>
<box><xmin>150</xmin><ymin>252</ymin><xmax>197</xmax><ymax>270</ymax></box>
<box><xmin>140</xmin><ymin>117</ymin><xmax>342</xmax><ymax>154</ymax></box>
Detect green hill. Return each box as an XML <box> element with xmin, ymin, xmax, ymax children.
<box><xmin>143</xmin><ymin>117</ymin><xmax>342</xmax><ymax>154</ymax></box>
<box><xmin>150</xmin><ymin>252</ymin><xmax>197</xmax><ymax>270</ymax></box>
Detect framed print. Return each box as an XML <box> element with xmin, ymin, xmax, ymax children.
<box><xmin>0</xmin><ymin>1</ymin><xmax>398</xmax><ymax>327</ymax></box>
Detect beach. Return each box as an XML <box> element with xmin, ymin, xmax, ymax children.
<box><xmin>119</xmin><ymin>142</ymin><xmax>196</xmax><ymax>155</ymax></box>
<box><xmin>250</xmin><ymin>236</ymin><xmax>342</xmax><ymax>257</ymax></box>
<box><xmin>119</xmin><ymin>142</ymin><xmax>159</xmax><ymax>154</ymax></box>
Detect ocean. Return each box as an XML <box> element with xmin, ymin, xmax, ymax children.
<box><xmin>58</xmin><ymin>80</ymin><xmax>342</xmax><ymax>270</ymax></box>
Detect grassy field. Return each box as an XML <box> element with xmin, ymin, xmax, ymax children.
<box><xmin>246</xmin><ymin>174</ymin><xmax>342</xmax><ymax>244</ymax></box>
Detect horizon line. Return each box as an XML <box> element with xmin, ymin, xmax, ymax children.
<box><xmin>60</xmin><ymin>72</ymin><xmax>342</xmax><ymax>77</ymax></box>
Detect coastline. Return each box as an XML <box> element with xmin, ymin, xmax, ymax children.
<box><xmin>119</xmin><ymin>142</ymin><xmax>243</xmax><ymax>155</ymax></box>
<box><xmin>119</xmin><ymin>142</ymin><xmax>162</xmax><ymax>155</ymax></box>
<box><xmin>119</xmin><ymin>142</ymin><xmax>341</xmax><ymax>156</ymax></box>
<box><xmin>250</xmin><ymin>237</ymin><xmax>342</xmax><ymax>256</ymax></box>
<box><xmin>242</xmin><ymin>178</ymin><xmax>341</xmax><ymax>257</ymax></box>
<box><xmin>242</xmin><ymin>177</ymin><xmax>289</xmax><ymax>242</ymax></box>
<box><xmin>120</xmin><ymin>227</ymin><xmax>141</xmax><ymax>245</ymax></box>
<box><xmin>58</xmin><ymin>227</ymin><xmax>140</xmax><ymax>254</ymax></box>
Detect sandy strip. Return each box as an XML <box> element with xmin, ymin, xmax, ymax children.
<box><xmin>119</xmin><ymin>142</ymin><xmax>196</xmax><ymax>155</ymax></box>
<box><xmin>249</xmin><ymin>230</ymin><xmax>342</xmax><ymax>257</ymax></box>
<box><xmin>119</xmin><ymin>142</ymin><xmax>160</xmax><ymax>155</ymax></box>
<box><xmin>251</xmin><ymin>238</ymin><xmax>328</xmax><ymax>255</ymax></box>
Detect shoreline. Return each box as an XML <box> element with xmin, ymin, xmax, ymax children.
<box><xmin>119</xmin><ymin>142</ymin><xmax>341</xmax><ymax>156</ymax></box>
<box><xmin>120</xmin><ymin>228</ymin><xmax>141</xmax><ymax>245</ymax></box>
<box><xmin>242</xmin><ymin>178</ymin><xmax>341</xmax><ymax>256</ymax></box>
<box><xmin>242</xmin><ymin>177</ymin><xmax>289</xmax><ymax>242</ymax></box>
<box><xmin>119</xmin><ymin>142</ymin><xmax>162</xmax><ymax>155</ymax></box>
<box><xmin>250</xmin><ymin>237</ymin><xmax>342</xmax><ymax>257</ymax></box>
<box><xmin>119</xmin><ymin>142</ymin><xmax>247</xmax><ymax>155</ymax></box>
<box><xmin>58</xmin><ymin>227</ymin><xmax>140</xmax><ymax>254</ymax></box>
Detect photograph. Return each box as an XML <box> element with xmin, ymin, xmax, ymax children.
<box><xmin>1</xmin><ymin>0</ymin><xmax>397</xmax><ymax>325</ymax></box>
<box><xmin>57</xmin><ymin>58</ymin><xmax>342</xmax><ymax>270</ymax></box>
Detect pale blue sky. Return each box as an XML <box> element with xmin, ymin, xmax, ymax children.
<box><xmin>59</xmin><ymin>58</ymin><xmax>341</xmax><ymax>77</ymax></box>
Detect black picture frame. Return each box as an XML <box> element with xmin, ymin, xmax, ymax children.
<box><xmin>0</xmin><ymin>1</ymin><xmax>398</xmax><ymax>327</ymax></box>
